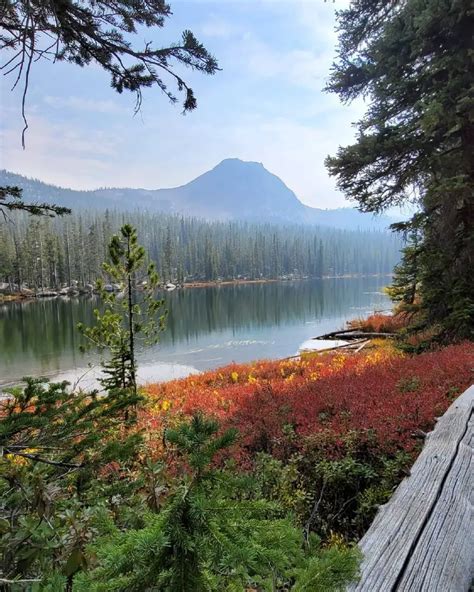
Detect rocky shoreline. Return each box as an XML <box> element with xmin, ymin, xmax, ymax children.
<box><xmin>0</xmin><ymin>274</ymin><xmax>392</xmax><ymax>303</ymax></box>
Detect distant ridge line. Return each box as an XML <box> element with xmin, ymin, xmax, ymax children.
<box><xmin>0</xmin><ymin>160</ymin><xmax>393</xmax><ymax>231</ymax></box>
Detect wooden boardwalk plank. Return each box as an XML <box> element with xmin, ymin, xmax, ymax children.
<box><xmin>348</xmin><ymin>385</ymin><xmax>474</xmax><ymax>591</ymax></box>
<box><xmin>396</xmin><ymin>417</ymin><xmax>473</xmax><ymax>590</ymax></box>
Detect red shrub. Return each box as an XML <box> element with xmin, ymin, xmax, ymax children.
<box><xmin>142</xmin><ymin>343</ymin><xmax>474</xmax><ymax>466</ymax></box>
<box><xmin>348</xmin><ymin>312</ymin><xmax>411</xmax><ymax>333</ymax></box>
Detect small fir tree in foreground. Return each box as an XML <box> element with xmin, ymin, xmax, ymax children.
<box><xmin>76</xmin><ymin>414</ymin><xmax>360</xmax><ymax>592</ymax></box>
<box><xmin>78</xmin><ymin>224</ymin><xmax>167</xmax><ymax>395</ymax></box>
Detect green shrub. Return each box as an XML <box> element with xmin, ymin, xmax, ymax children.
<box><xmin>77</xmin><ymin>415</ymin><xmax>360</xmax><ymax>591</ymax></box>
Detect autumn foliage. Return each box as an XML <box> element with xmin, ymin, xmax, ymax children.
<box><xmin>143</xmin><ymin>342</ymin><xmax>473</xmax><ymax>467</ymax></box>
<box><xmin>347</xmin><ymin>312</ymin><xmax>411</xmax><ymax>333</ymax></box>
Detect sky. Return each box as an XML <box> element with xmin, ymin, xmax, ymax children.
<box><xmin>0</xmin><ymin>0</ymin><xmax>367</xmax><ymax>209</ymax></box>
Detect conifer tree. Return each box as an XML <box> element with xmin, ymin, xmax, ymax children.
<box><xmin>1</xmin><ymin>0</ymin><xmax>219</xmax><ymax>147</ymax></box>
<box><xmin>386</xmin><ymin>219</ymin><xmax>423</xmax><ymax>307</ymax></box>
<box><xmin>326</xmin><ymin>0</ymin><xmax>473</xmax><ymax>339</ymax></box>
<box><xmin>0</xmin><ymin>186</ymin><xmax>70</xmax><ymax>219</ymax></box>
<box><xmin>78</xmin><ymin>224</ymin><xmax>167</xmax><ymax>395</ymax></box>
<box><xmin>77</xmin><ymin>414</ymin><xmax>360</xmax><ymax>592</ymax></box>
<box><xmin>0</xmin><ymin>208</ymin><xmax>402</xmax><ymax>289</ymax></box>
<box><xmin>0</xmin><ymin>378</ymin><xmax>142</xmax><ymax>585</ymax></box>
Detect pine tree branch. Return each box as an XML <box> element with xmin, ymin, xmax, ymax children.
<box><xmin>4</xmin><ymin>449</ymin><xmax>83</xmax><ymax>469</ymax></box>
<box><xmin>0</xmin><ymin>578</ymin><xmax>42</xmax><ymax>583</ymax></box>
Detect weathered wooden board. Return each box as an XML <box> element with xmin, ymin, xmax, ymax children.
<box><xmin>348</xmin><ymin>384</ymin><xmax>474</xmax><ymax>591</ymax></box>
<box><xmin>396</xmin><ymin>417</ymin><xmax>473</xmax><ymax>590</ymax></box>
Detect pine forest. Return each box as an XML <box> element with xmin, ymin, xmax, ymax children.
<box><xmin>0</xmin><ymin>211</ymin><xmax>401</xmax><ymax>290</ymax></box>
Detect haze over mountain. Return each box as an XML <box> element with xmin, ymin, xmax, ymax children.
<box><xmin>1</xmin><ymin>159</ymin><xmax>392</xmax><ymax>230</ymax></box>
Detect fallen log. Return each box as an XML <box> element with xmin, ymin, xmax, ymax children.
<box><xmin>296</xmin><ymin>339</ymin><xmax>369</xmax><ymax>357</ymax></box>
<box><xmin>312</xmin><ymin>328</ymin><xmax>361</xmax><ymax>339</ymax></box>
<box><xmin>313</xmin><ymin>330</ymin><xmax>397</xmax><ymax>341</ymax></box>
<box><xmin>354</xmin><ymin>340</ymin><xmax>370</xmax><ymax>353</ymax></box>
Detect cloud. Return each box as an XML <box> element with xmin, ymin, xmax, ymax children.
<box><xmin>1</xmin><ymin>114</ymin><xmax>124</xmax><ymax>188</ymax></box>
<box><xmin>242</xmin><ymin>39</ymin><xmax>333</xmax><ymax>92</ymax></box>
<box><xmin>1</xmin><ymin>90</ymin><xmax>365</xmax><ymax>207</ymax></box>
<box><xmin>43</xmin><ymin>95</ymin><xmax>127</xmax><ymax>114</ymax></box>
<box><xmin>231</xmin><ymin>3</ymin><xmax>341</xmax><ymax>94</ymax></box>
<box><xmin>247</xmin><ymin>0</ymin><xmax>349</xmax><ymax>89</ymax></box>
<box><xmin>199</xmin><ymin>15</ymin><xmax>242</xmax><ymax>39</ymax></box>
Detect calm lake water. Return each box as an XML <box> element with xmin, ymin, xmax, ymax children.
<box><xmin>0</xmin><ymin>278</ymin><xmax>390</xmax><ymax>388</ymax></box>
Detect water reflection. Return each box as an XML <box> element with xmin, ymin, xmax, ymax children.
<box><xmin>0</xmin><ymin>278</ymin><xmax>390</xmax><ymax>385</ymax></box>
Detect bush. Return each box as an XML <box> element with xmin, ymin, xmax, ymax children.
<box><xmin>347</xmin><ymin>312</ymin><xmax>411</xmax><ymax>333</ymax></box>
<box><xmin>77</xmin><ymin>415</ymin><xmax>360</xmax><ymax>591</ymax></box>
<box><xmin>145</xmin><ymin>343</ymin><xmax>473</xmax><ymax>465</ymax></box>
<box><xmin>0</xmin><ymin>378</ymin><xmax>142</xmax><ymax>586</ymax></box>
<box><xmin>143</xmin><ymin>343</ymin><xmax>474</xmax><ymax>540</ymax></box>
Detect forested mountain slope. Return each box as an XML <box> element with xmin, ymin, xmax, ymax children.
<box><xmin>0</xmin><ymin>160</ymin><xmax>393</xmax><ymax>230</ymax></box>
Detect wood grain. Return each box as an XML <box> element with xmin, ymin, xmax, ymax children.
<box><xmin>348</xmin><ymin>385</ymin><xmax>474</xmax><ymax>591</ymax></box>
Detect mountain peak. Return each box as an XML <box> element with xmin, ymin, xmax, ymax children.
<box><xmin>0</xmin><ymin>164</ymin><xmax>391</xmax><ymax>230</ymax></box>
<box><xmin>214</xmin><ymin>158</ymin><xmax>264</xmax><ymax>170</ymax></box>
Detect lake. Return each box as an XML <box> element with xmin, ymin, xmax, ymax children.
<box><xmin>0</xmin><ymin>277</ymin><xmax>390</xmax><ymax>389</ymax></box>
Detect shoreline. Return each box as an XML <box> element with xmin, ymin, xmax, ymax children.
<box><xmin>182</xmin><ymin>274</ymin><xmax>390</xmax><ymax>289</ymax></box>
<box><xmin>182</xmin><ymin>278</ymin><xmax>280</xmax><ymax>288</ymax></box>
<box><xmin>1</xmin><ymin>274</ymin><xmax>392</xmax><ymax>302</ymax></box>
<box><xmin>0</xmin><ymin>309</ymin><xmax>397</xmax><ymax>393</ymax></box>
<box><xmin>0</xmin><ymin>293</ymin><xmax>31</xmax><ymax>303</ymax></box>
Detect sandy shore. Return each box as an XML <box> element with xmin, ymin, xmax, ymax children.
<box><xmin>0</xmin><ymin>293</ymin><xmax>31</xmax><ymax>303</ymax></box>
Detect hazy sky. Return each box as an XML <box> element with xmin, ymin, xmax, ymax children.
<box><xmin>0</xmin><ymin>0</ymin><xmax>366</xmax><ymax>209</ymax></box>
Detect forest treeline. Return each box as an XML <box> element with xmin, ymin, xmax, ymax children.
<box><xmin>0</xmin><ymin>210</ymin><xmax>401</xmax><ymax>289</ymax></box>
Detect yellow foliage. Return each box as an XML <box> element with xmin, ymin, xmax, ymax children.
<box><xmin>4</xmin><ymin>447</ymin><xmax>39</xmax><ymax>467</ymax></box>
<box><xmin>5</xmin><ymin>454</ymin><xmax>29</xmax><ymax>467</ymax></box>
<box><xmin>325</xmin><ymin>530</ymin><xmax>347</xmax><ymax>549</ymax></box>
<box><xmin>330</xmin><ymin>353</ymin><xmax>348</xmax><ymax>371</ymax></box>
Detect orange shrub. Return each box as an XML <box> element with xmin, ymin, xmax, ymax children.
<box><xmin>142</xmin><ymin>343</ymin><xmax>474</xmax><ymax>466</ymax></box>
<box><xmin>348</xmin><ymin>312</ymin><xmax>411</xmax><ymax>333</ymax></box>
